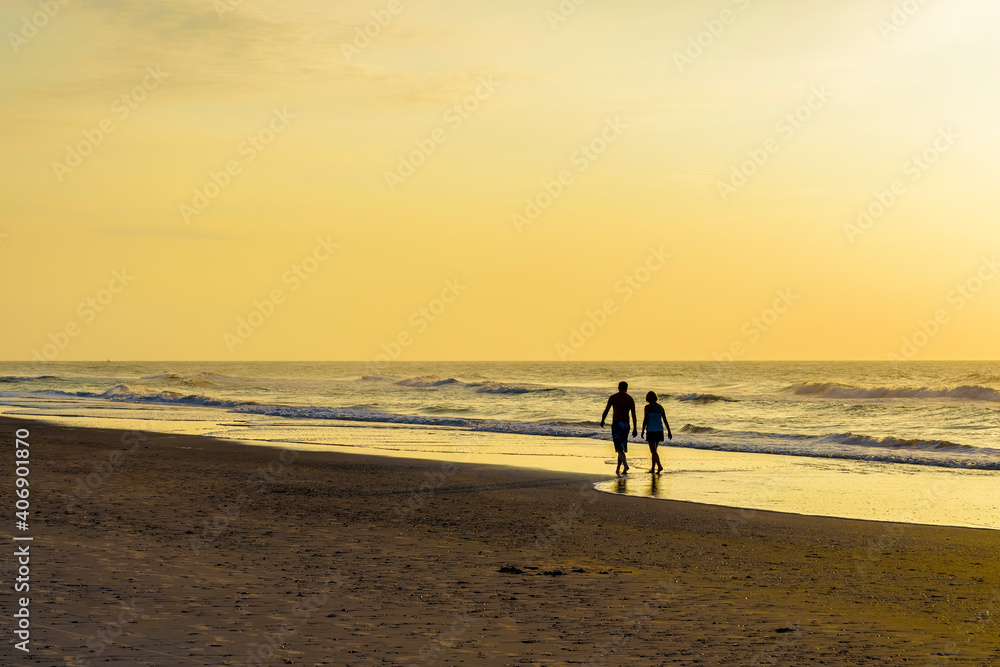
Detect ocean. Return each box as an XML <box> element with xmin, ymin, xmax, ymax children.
<box><xmin>3</xmin><ymin>360</ymin><xmax>999</xmax><ymax>527</ymax></box>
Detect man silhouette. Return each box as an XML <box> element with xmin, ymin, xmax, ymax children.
<box><xmin>600</xmin><ymin>381</ymin><xmax>637</xmax><ymax>476</ymax></box>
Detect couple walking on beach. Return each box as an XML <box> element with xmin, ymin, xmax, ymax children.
<box><xmin>600</xmin><ymin>381</ymin><xmax>672</xmax><ymax>476</ymax></box>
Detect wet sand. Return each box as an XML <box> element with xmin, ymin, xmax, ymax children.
<box><xmin>7</xmin><ymin>416</ymin><xmax>1000</xmax><ymax>665</ymax></box>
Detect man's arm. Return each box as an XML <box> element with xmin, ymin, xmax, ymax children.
<box><xmin>631</xmin><ymin>402</ymin><xmax>638</xmax><ymax>436</ymax></box>
<box><xmin>600</xmin><ymin>397</ymin><xmax>612</xmax><ymax>427</ymax></box>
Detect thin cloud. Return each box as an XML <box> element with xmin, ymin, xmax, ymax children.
<box><xmin>5</xmin><ymin>0</ymin><xmax>528</xmax><ymax>109</ymax></box>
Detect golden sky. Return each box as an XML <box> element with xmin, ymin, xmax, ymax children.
<box><xmin>2</xmin><ymin>0</ymin><xmax>1000</xmax><ymax>361</ymax></box>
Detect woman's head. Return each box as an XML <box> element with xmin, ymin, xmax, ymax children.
<box><xmin>646</xmin><ymin>391</ymin><xmax>657</xmax><ymax>403</ymax></box>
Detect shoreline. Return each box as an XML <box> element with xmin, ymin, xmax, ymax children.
<box><xmin>11</xmin><ymin>409</ymin><xmax>1000</xmax><ymax>532</ymax></box>
<box><xmin>8</xmin><ymin>416</ymin><xmax>1000</xmax><ymax>664</ymax></box>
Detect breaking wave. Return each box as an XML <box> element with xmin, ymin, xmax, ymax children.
<box><xmin>395</xmin><ymin>377</ymin><xmax>462</xmax><ymax>388</ymax></box>
<box><xmin>676</xmin><ymin>393</ymin><xmax>738</xmax><ymax>403</ymax></box>
<box><xmin>37</xmin><ymin>384</ymin><xmax>252</xmax><ymax>408</ymax></box>
<box><xmin>792</xmin><ymin>382</ymin><xmax>1000</xmax><ymax>402</ymax></box>
<box><xmin>819</xmin><ymin>432</ymin><xmax>976</xmax><ymax>452</ymax></box>
<box><xmin>0</xmin><ymin>375</ymin><xmax>59</xmax><ymax>383</ymax></box>
<box><xmin>679</xmin><ymin>424</ymin><xmax>718</xmax><ymax>434</ymax></box>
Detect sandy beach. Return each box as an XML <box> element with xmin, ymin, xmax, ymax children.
<box><xmin>7</xmin><ymin>415</ymin><xmax>1000</xmax><ymax>666</ymax></box>
<box><xmin>9</xmin><ymin>0</ymin><xmax>1000</xmax><ymax>664</ymax></box>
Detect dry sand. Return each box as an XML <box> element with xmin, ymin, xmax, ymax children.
<box><xmin>6</xmin><ymin>416</ymin><xmax>1000</xmax><ymax>666</ymax></box>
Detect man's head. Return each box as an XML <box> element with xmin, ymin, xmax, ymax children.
<box><xmin>618</xmin><ymin>381</ymin><xmax>628</xmax><ymax>392</ymax></box>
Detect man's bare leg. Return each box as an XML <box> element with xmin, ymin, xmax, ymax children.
<box><xmin>618</xmin><ymin>450</ymin><xmax>629</xmax><ymax>474</ymax></box>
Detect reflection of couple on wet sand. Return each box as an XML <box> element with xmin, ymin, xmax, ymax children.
<box><xmin>600</xmin><ymin>381</ymin><xmax>672</xmax><ymax>476</ymax></box>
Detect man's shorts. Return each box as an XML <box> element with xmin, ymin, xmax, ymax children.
<box><xmin>611</xmin><ymin>421</ymin><xmax>629</xmax><ymax>453</ymax></box>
